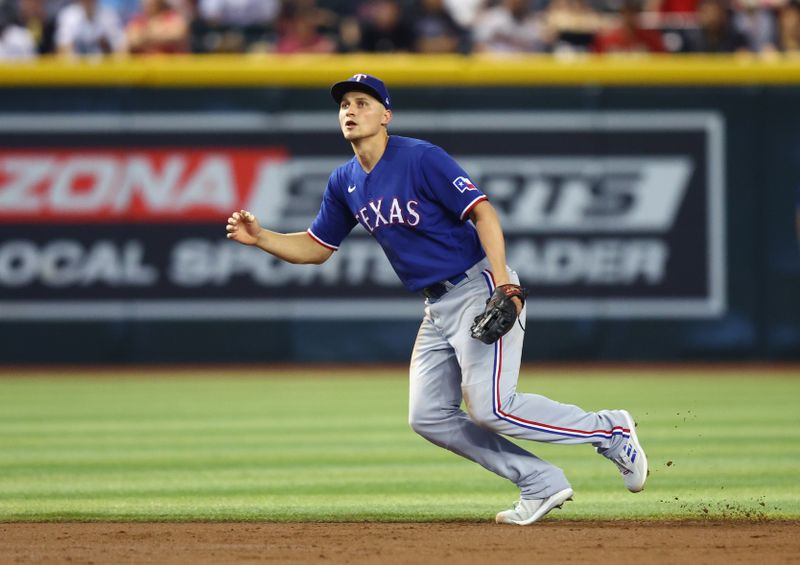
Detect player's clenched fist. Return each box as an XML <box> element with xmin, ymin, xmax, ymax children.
<box><xmin>225</xmin><ymin>209</ymin><xmax>261</xmax><ymax>246</ymax></box>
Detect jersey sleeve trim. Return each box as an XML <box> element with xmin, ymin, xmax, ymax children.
<box><xmin>306</xmin><ymin>228</ymin><xmax>339</xmax><ymax>251</ymax></box>
<box><xmin>460</xmin><ymin>194</ymin><xmax>489</xmax><ymax>221</ymax></box>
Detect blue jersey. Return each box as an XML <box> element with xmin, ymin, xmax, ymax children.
<box><xmin>307</xmin><ymin>136</ymin><xmax>488</xmax><ymax>292</ymax></box>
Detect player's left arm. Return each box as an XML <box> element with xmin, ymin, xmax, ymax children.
<box><xmin>469</xmin><ymin>200</ymin><xmax>523</xmax><ymax>314</ymax></box>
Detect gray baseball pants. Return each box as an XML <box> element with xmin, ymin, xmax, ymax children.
<box><xmin>409</xmin><ymin>258</ymin><xmax>630</xmax><ymax>499</ymax></box>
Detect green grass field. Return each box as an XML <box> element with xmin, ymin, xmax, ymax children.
<box><xmin>0</xmin><ymin>368</ymin><xmax>797</xmax><ymax>522</ymax></box>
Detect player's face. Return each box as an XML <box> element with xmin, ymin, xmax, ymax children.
<box><xmin>338</xmin><ymin>91</ymin><xmax>391</xmax><ymax>141</ymax></box>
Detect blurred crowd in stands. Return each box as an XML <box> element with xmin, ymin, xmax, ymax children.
<box><xmin>1</xmin><ymin>0</ymin><xmax>799</xmax><ymax>59</ymax></box>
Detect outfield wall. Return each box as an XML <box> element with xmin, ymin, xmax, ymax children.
<box><xmin>0</xmin><ymin>56</ymin><xmax>798</xmax><ymax>363</ymax></box>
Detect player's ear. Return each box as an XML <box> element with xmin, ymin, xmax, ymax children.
<box><xmin>382</xmin><ymin>109</ymin><xmax>393</xmax><ymax>127</ymax></box>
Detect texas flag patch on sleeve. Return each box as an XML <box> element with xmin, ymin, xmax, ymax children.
<box><xmin>453</xmin><ymin>176</ymin><xmax>477</xmax><ymax>193</ymax></box>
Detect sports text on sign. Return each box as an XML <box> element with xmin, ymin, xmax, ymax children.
<box><xmin>0</xmin><ymin>149</ymin><xmax>287</xmax><ymax>222</ymax></box>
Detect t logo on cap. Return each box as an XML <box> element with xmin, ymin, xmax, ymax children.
<box><xmin>352</xmin><ymin>74</ymin><xmax>368</xmax><ymax>81</ymax></box>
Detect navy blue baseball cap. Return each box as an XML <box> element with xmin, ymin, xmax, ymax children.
<box><xmin>331</xmin><ymin>74</ymin><xmax>392</xmax><ymax>110</ymax></box>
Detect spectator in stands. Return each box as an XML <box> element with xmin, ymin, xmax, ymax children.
<box><xmin>102</xmin><ymin>0</ymin><xmax>141</xmax><ymax>24</ymax></box>
<box><xmin>292</xmin><ymin>0</ymin><xmax>359</xmax><ymax>52</ymax></box>
<box><xmin>293</xmin><ymin>0</ymin><xmax>344</xmax><ymax>35</ymax></box>
<box><xmin>32</xmin><ymin>0</ymin><xmax>72</xmax><ymax>20</ymax></box>
<box><xmin>194</xmin><ymin>0</ymin><xmax>279</xmax><ymax>52</ymax></box>
<box><xmin>778</xmin><ymin>0</ymin><xmax>800</xmax><ymax>51</ymax></box>
<box><xmin>544</xmin><ymin>0</ymin><xmax>603</xmax><ymax>53</ymax></box>
<box><xmin>126</xmin><ymin>0</ymin><xmax>189</xmax><ymax>54</ymax></box>
<box><xmin>412</xmin><ymin>0</ymin><xmax>468</xmax><ymax>53</ymax></box>
<box><xmin>359</xmin><ymin>0</ymin><xmax>414</xmax><ymax>52</ymax></box>
<box><xmin>645</xmin><ymin>0</ymin><xmax>700</xmax><ymax>15</ymax></box>
<box><xmin>315</xmin><ymin>0</ymin><xmax>359</xmax><ymax>52</ymax></box>
<box><xmin>593</xmin><ymin>0</ymin><xmax>665</xmax><ymax>52</ymax></box>
<box><xmin>55</xmin><ymin>0</ymin><xmax>126</xmax><ymax>55</ymax></box>
<box><xmin>0</xmin><ymin>9</ymin><xmax>36</xmax><ymax>58</ymax></box>
<box><xmin>276</xmin><ymin>1</ymin><xmax>336</xmax><ymax>53</ymax></box>
<box><xmin>15</xmin><ymin>0</ymin><xmax>56</xmax><ymax>54</ymax></box>
<box><xmin>443</xmin><ymin>0</ymin><xmax>485</xmax><ymax>29</ymax></box>
<box><xmin>473</xmin><ymin>0</ymin><xmax>548</xmax><ymax>52</ymax></box>
<box><xmin>683</xmin><ymin>0</ymin><xmax>749</xmax><ymax>51</ymax></box>
<box><xmin>732</xmin><ymin>0</ymin><xmax>777</xmax><ymax>53</ymax></box>
<box><xmin>316</xmin><ymin>0</ymin><xmax>355</xmax><ymax>19</ymax></box>
<box><xmin>198</xmin><ymin>0</ymin><xmax>279</xmax><ymax>27</ymax></box>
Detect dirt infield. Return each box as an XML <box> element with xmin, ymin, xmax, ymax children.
<box><xmin>1</xmin><ymin>521</ymin><xmax>798</xmax><ymax>564</ymax></box>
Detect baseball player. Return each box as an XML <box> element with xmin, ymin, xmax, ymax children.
<box><xmin>225</xmin><ymin>74</ymin><xmax>648</xmax><ymax>525</ymax></box>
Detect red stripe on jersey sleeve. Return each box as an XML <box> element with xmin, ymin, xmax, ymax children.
<box><xmin>460</xmin><ymin>195</ymin><xmax>489</xmax><ymax>221</ymax></box>
<box><xmin>306</xmin><ymin>229</ymin><xmax>339</xmax><ymax>251</ymax></box>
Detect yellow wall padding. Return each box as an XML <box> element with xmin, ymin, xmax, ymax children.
<box><xmin>2</xmin><ymin>54</ymin><xmax>800</xmax><ymax>87</ymax></box>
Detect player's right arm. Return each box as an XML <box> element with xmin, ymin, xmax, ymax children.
<box><xmin>226</xmin><ymin>210</ymin><xmax>333</xmax><ymax>265</ymax></box>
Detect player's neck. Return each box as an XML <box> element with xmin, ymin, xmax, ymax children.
<box><xmin>351</xmin><ymin>131</ymin><xmax>389</xmax><ymax>174</ymax></box>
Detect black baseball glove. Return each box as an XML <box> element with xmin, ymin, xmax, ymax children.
<box><xmin>469</xmin><ymin>284</ymin><xmax>527</xmax><ymax>344</ymax></box>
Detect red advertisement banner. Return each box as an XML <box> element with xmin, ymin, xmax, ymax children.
<box><xmin>0</xmin><ymin>148</ymin><xmax>288</xmax><ymax>223</ymax></box>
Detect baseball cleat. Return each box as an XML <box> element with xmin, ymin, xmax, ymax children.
<box><xmin>495</xmin><ymin>487</ymin><xmax>574</xmax><ymax>526</ymax></box>
<box><xmin>609</xmin><ymin>410</ymin><xmax>649</xmax><ymax>493</ymax></box>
